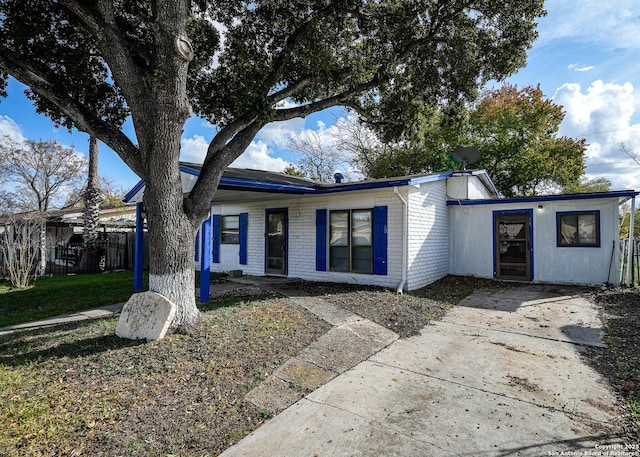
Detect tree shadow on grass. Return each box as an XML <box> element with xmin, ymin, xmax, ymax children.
<box><xmin>0</xmin><ymin>319</ymin><xmax>146</xmax><ymax>366</ymax></box>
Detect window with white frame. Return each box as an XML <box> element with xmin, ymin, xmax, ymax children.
<box><xmin>221</xmin><ymin>215</ymin><xmax>240</xmax><ymax>244</ymax></box>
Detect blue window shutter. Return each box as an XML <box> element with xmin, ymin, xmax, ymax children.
<box><xmin>373</xmin><ymin>206</ymin><xmax>388</xmax><ymax>275</ymax></box>
<box><xmin>316</xmin><ymin>209</ymin><xmax>327</xmax><ymax>271</ymax></box>
<box><xmin>239</xmin><ymin>212</ymin><xmax>248</xmax><ymax>265</ymax></box>
<box><xmin>199</xmin><ymin>217</ymin><xmax>211</xmax><ymax>303</ymax></box>
<box><xmin>212</xmin><ymin>214</ymin><xmax>220</xmax><ymax>264</ymax></box>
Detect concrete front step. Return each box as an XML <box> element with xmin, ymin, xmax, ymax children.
<box><xmin>245</xmin><ymin>295</ymin><xmax>398</xmax><ymax>414</ymax></box>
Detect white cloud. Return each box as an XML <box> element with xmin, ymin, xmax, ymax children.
<box><xmin>256</xmin><ymin>117</ymin><xmax>305</xmax><ymax>149</ymax></box>
<box><xmin>180</xmin><ymin>133</ymin><xmax>289</xmax><ymax>171</ymax></box>
<box><xmin>568</xmin><ymin>64</ymin><xmax>595</xmax><ymax>72</ymax></box>
<box><xmin>539</xmin><ymin>0</ymin><xmax>640</xmax><ymax>50</ymax></box>
<box><xmin>553</xmin><ymin>80</ymin><xmax>640</xmax><ymax>190</ymax></box>
<box><xmin>180</xmin><ymin>134</ymin><xmax>209</xmax><ymax>163</ymax></box>
<box><xmin>231</xmin><ymin>140</ymin><xmax>289</xmax><ymax>171</ymax></box>
<box><xmin>0</xmin><ymin>115</ymin><xmax>26</xmax><ymax>143</ymax></box>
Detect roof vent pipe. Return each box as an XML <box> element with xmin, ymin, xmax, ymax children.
<box><xmin>334</xmin><ymin>172</ymin><xmax>344</xmax><ymax>183</ymax></box>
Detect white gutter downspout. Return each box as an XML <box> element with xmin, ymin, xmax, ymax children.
<box><xmin>394</xmin><ymin>186</ymin><xmax>408</xmax><ymax>294</ymax></box>
<box><xmin>626</xmin><ymin>195</ymin><xmax>636</xmax><ymax>286</ymax></box>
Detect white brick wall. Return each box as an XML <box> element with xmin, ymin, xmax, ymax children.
<box><xmin>406</xmin><ymin>181</ymin><xmax>449</xmax><ymax>289</ymax></box>
<box><xmin>208</xmin><ymin>189</ymin><xmax>405</xmax><ymax>289</ymax></box>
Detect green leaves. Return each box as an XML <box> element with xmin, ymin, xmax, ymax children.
<box><xmin>469</xmin><ymin>84</ymin><xmax>586</xmax><ymax>196</ymax></box>
<box><xmin>0</xmin><ymin>1</ymin><xmax>128</xmax><ymax>129</ymax></box>
<box><xmin>356</xmin><ymin>83</ymin><xmax>587</xmax><ymax>196</ymax></box>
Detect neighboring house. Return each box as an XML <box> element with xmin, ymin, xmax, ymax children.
<box><xmin>0</xmin><ymin>206</ymin><xmax>138</xmax><ymax>275</ymax></box>
<box><xmin>125</xmin><ymin>163</ymin><xmax>638</xmax><ymax>301</ymax></box>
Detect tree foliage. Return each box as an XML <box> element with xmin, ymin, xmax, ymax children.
<box><xmin>356</xmin><ymin>84</ymin><xmax>587</xmax><ymax>197</ymax></box>
<box><xmin>0</xmin><ymin>0</ymin><xmax>546</xmax><ymax>332</ymax></box>
<box><xmin>282</xmin><ymin>163</ymin><xmax>305</xmax><ymax>178</ymax></box>
<box><xmin>352</xmin><ymin>107</ymin><xmax>462</xmax><ymax>178</ymax></box>
<box><xmin>469</xmin><ymin>84</ymin><xmax>585</xmax><ymax>196</ymax></box>
<box><xmin>0</xmin><ymin>137</ymin><xmax>87</xmax><ymax>212</ymax></box>
<box><xmin>620</xmin><ymin>209</ymin><xmax>640</xmax><ymax>241</ymax></box>
<box><xmin>562</xmin><ymin>177</ymin><xmax>612</xmax><ymax>194</ymax></box>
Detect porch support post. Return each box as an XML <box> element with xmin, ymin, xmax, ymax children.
<box><xmin>134</xmin><ymin>202</ymin><xmax>144</xmax><ymax>291</ymax></box>
<box><xmin>199</xmin><ymin>212</ymin><xmax>211</xmax><ymax>303</ymax></box>
<box><xmin>626</xmin><ymin>195</ymin><xmax>636</xmax><ymax>286</ymax></box>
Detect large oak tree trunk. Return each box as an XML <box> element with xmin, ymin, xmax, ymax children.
<box><xmin>127</xmin><ymin>1</ymin><xmax>201</xmax><ymax>334</ymax></box>
<box><xmin>143</xmin><ymin>172</ymin><xmax>200</xmax><ymax>333</ymax></box>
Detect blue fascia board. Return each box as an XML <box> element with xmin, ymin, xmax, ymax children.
<box><xmin>408</xmin><ymin>172</ymin><xmax>453</xmax><ymax>185</ymax></box>
<box><xmin>315</xmin><ymin>179</ymin><xmax>412</xmax><ymax>193</ymax></box>
<box><xmin>125</xmin><ymin>165</ymin><xmax>495</xmax><ymax>202</ymax></box>
<box><xmin>179</xmin><ymin>164</ymin><xmax>202</xmax><ymax>176</ymax></box>
<box><xmin>182</xmin><ymin>164</ymin><xmax>316</xmax><ymax>192</ymax></box>
<box><xmin>123</xmin><ymin>179</ymin><xmax>146</xmax><ymax>203</ymax></box>
<box><xmin>447</xmin><ymin>190</ymin><xmax>640</xmax><ymax>206</ymax></box>
<box><xmin>219</xmin><ymin>176</ymin><xmax>315</xmax><ymax>193</ymax></box>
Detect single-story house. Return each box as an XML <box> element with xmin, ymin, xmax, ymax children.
<box><xmin>0</xmin><ymin>206</ymin><xmax>138</xmax><ymax>276</ymax></box>
<box><xmin>124</xmin><ymin>163</ymin><xmax>638</xmax><ymax>301</ymax></box>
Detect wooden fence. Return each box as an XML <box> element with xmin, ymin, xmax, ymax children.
<box><xmin>620</xmin><ymin>239</ymin><xmax>640</xmax><ymax>285</ymax></box>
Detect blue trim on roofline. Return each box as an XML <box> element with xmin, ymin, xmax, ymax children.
<box><xmin>180</xmin><ymin>164</ymin><xmax>201</xmax><ymax>176</ymax></box>
<box><xmin>123</xmin><ymin>179</ymin><xmax>146</xmax><ymax>202</ymax></box>
<box><xmin>123</xmin><ymin>165</ymin><xmax>504</xmax><ymax>203</ymax></box>
<box><xmin>315</xmin><ymin>179</ymin><xmax>412</xmax><ymax>193</ymax></box>
<box><xmin>219</xmin><ymin>176</ymin><xmax>315</xmax><ymax>193</ymax></box>
<box><xmin>447</xmin><ymin>190</ymin><xmax>639</xmax><ymax>206</ymax></box>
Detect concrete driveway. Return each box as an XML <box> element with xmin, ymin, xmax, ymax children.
<box><xmin>221</xmin><ymin>285</ymin><xmax>626</xmax><ymax>456</ymax></box>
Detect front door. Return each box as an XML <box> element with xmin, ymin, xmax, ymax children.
<box><xmin>494</xmin><ymin>211</ymin><xmax>532</xmax><ymax>281</ymax></box>
<box><xmin>265</xmin><ymin>209</ymin><xmax>287</xmax><ymax>275</ymax></box>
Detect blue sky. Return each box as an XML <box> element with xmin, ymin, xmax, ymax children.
<box><xmin>1</xmin><ymin>0</ymin><xmax>639</xmax><ymax>195</ymax></box>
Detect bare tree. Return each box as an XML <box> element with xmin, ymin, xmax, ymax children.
<box><xmin>0</xmin><ymin>137</ymin><xmax>87</xmax><ymax>213</ymax></box>
<box><xmin>331</xmin><ymin>115</ymin><xmax>386</xmax><ymax>177</ymax></box>
<box><xmin>621</xmin><ymin>143</ymin><xmax>640</xmax><ymax>166</ymax></box>
<box><xmin>287</xmin><ymin>129</ymin><xmax>350</xmax><ymax>182</ymax></box>
<box><xmin>0</xmin><ymin>213</ymin><xmax>44</xmax><ymax>288</ymax></box>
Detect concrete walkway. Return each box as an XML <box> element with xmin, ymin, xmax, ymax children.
<box><xmin>0</xmin><ymin>302</ymin><xmax>125</xmax><ymax>336</ymax></box>
<box><xmin>221</xmin><ymin>285</ymin><xmax>626</xmax><ymax>456</ymax></box>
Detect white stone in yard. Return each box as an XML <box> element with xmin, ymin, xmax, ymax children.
<box><xmin>115</xmin><ymin>291</ymin><xmax>176</xmax><ymax>341</ymax></box>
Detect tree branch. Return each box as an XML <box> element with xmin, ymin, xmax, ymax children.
<box><xmin>622</xmin><ymin>143</ymin><xmax>640</xmax><ymax>166</ymax></box>
<box><xmin>201</xmin><ymin>114</ymin><xmax>260</xmax><ymax>166</ymax></box>
<box><xmin>267</xmin><ymin>75</ymin><xmax>325</xmax><ymax>105</ymax></box>
<box><xmin>184</xmin><ymin>120</ymin><xmax>265</xmax><ymax>221</ymax></box>
<box><xmin>262</xmin><ymin>3</ymin><xmax>342</xmax><ymax>92</ymax></box>
<box><xmin>0</xmin><ymin>53</ymin><xmax>143</xmax><ymax>177</ymax></box>
<box><xmin>271</xmin><ymin>79</ymin><xmax>379</xmax><ymax>122</ymax></box>
<box><xmin>61</xmin><ymin>0</ymin><xmax>154</xmax><ymax>131</ymax></box>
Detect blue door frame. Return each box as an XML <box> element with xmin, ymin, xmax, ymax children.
<box><xmin>493</xmin><ymin>209</ymin><xmax>534</xmax><ymax>281</ymax></box>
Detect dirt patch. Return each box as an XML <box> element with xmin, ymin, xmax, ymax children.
<box><xmin>506</xmin><ymin>375</ymin><xmax>543</xmax><ymax>393</ymax></box>
<box><xmin>585</xmin><ymin>287</ymin><xmax>640</xmax><ymax>442</ymax></box>
<box><xmin>286</xmin><ymin>275</ymin><xmax>513</xmax><ymax>338</ymax></box>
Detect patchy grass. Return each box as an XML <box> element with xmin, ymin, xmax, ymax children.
<box><xmin>0</xmin><ymin>294</ymin><xmax>330</xmax><ymax>456</ymax></box>
<box><xmin>0</xmin><ymin>272</ymin><xmax>149</xmax><ymax>327</ymax></box>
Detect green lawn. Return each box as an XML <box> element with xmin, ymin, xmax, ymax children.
<box><xmin>0</xmin><ymin>272</ymin><xmax>149</xmax><ymax>327</ymax></box>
